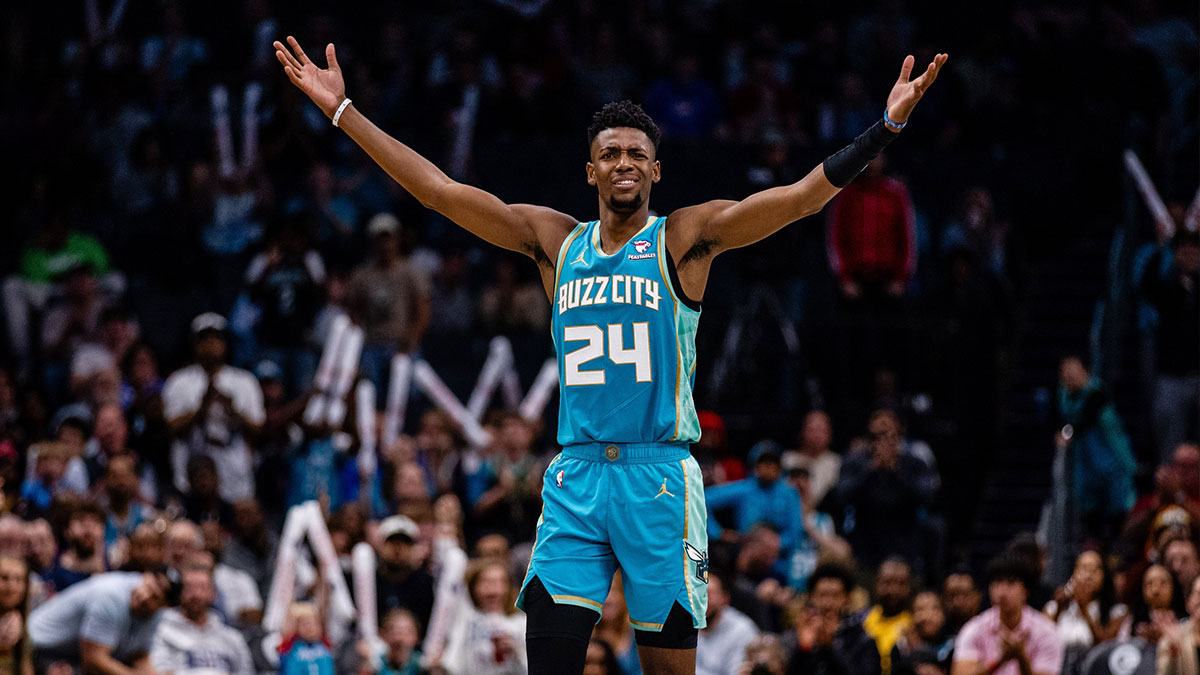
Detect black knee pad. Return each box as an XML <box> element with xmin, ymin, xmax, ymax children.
<box><xmin>522</xmin><ymin>576</ymin><xmax>598</xmax><ymax>643</ymax></box>
<box><xmin>632</xmin><ymin>601</ymin><xmax>698</xmax><ymax>650</ymax></box>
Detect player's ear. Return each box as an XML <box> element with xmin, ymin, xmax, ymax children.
<box><xmin>586</xmin><ymin>161</ymin><xmax>597</xmax><ymax>186</ymax></box>
<box><xmin>652</xmin><ymin>160</ymin><xmax>661</xmax><ymax>183</ymax></box>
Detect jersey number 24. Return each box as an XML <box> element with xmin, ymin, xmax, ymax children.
<box><xmin>563</xmin><ymin>323</ymin><xmax>652</xmax><ymax>386</ymax></box>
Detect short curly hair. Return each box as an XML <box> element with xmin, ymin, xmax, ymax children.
<box><xmin>587</xmin><ymin>100</ymin><xmax>662</xmax><ymax>151</ymax></box>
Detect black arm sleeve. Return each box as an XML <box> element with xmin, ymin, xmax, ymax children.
<box><xmin>822</xmin><ymin>119</ymin><xmax>898</xmax><ymax>188</ymax></box>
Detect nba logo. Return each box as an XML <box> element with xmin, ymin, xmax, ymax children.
<box><xmin>556</xmin><ymin>470</ymin><xmax>564</xmax><ymax>488</ymax></box>
<box><xmin>633</xmin><ymin>240</ymin><xmax>652</xmax><ymax>253</ymax></box>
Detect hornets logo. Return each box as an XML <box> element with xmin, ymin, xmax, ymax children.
<box><xmin>684</xmin><ymin>542</ymin><xmax>709</xmax><ymax>583</ymax></box>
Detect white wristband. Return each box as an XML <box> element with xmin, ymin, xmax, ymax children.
<box><xmin>332</xmin><ymin>98</ymin><xmax>352</xmax><ymax>127</ymax></box>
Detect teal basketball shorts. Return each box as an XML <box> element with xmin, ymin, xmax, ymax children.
<box><xmin>517</xmin><ymin>442</ymin><xmax>709</xmax><ymax>632</ymax></box>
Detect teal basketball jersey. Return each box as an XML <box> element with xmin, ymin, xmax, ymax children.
<box><xmin>552</xmin><ymin>215</ymin><xmax>702</xmax><ymax>446</ymax></box>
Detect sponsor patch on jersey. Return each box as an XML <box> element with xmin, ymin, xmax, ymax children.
<box><xmin>628</xmin><ymin>239</ymin><xmax>656</xmax><ymax>260</ymax></box>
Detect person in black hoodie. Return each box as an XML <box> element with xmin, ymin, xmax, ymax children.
<box><xmin>788</xmin><ymin>562</ymin><xmax>881</xmax><ymax>675</ymax></box>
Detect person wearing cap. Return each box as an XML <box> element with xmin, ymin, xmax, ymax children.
<box><xmin>373</xmin><ymin>515</ymin><xmax>435</xmax><ymax>632</ymax></box>
<box><xmin>346</xmin><ymin>213</ymin><xmax>431</xmax><ymax>393</ymax></box>
<box><xmin>704</xmin><ymin>440</ymin><xmax>803</xmax><ymax>554</ymax></box>
<box><xmin>162</xmin><ymin>313</ymin><xmax>265</xmax><ymax>502</ymax></box>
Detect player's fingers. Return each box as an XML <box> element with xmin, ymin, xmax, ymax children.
<box><xmin>274</xmin><ymin>41</ymin><xmax>302</xmax><ymax>70</ymax></box>
<box><xmin>284</xmin><ymin>65</ymin><xmax>303</xmax><ymax>87</ymax></box>
<box><xmin>326</xmin><ymin>43</ymin><xmax>340</xmax><ymax>70</ymax></box>
<box><xmin>287</xmin><ymin>36</ymin><xmax>313</xmax><ymax>66</ymax></box>
<box><xmin>897</xmin><ymin>54</ymin><xmax>914</xmax><ymax>83</ymax></box>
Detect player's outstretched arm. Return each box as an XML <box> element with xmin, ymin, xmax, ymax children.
<box><xmin>670</xmin><ymin>53</ymin><xmax>948</xmax><ymax>256</ymax></box>
<box><xmin>274</xmin><ymin>37</ymin><xmax>576</xmax><ymax>261</ymax></box>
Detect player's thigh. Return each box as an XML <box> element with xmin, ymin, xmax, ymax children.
<box><xmin>519</xmin><ymin>456</ymin><xmax>616</xmax><ymax>614</ymax></box>
<box><xmin>609</xmin><ymin>455</ymin><xmax>708</xmax><ymax>631</ymax></box>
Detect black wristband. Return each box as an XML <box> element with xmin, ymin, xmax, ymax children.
<box><xmin>822</xmin><ymin>119</ymin><xmax>898</xmax><ymax>188</ymax></box>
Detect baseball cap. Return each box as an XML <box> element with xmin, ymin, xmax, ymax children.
<box><xmin>748</xmin><ymin>440</ymin><xmax>784</xmax><ymax>465</ymax></box>
<box><xmin>378</xmin><ymin>515</ymin><xmax>419</xmax><ymax>543</ymax></box>
<box><xmin>367</xmin><ymin>213</ymin><xmax>401</xmax><ymax>237</ymax></box>
<box><xmin>191</xmin><ymin>312</ymin><xmax>228</xmax><ymax>336</ymax></box>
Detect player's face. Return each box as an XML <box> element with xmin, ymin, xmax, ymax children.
<box><xmin>587</xmin><ymin>128</ymin><xmax>660</xmax><ymax>214</ymax></box>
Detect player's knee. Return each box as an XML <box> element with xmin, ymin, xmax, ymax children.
<box><xmin>523</xmin><ymin>576</ymin><xmax>598</xmax><ymax>643</ymax></box>
<box><xmin>632</xmin><ymin>602</ymin><xmax>698</xmax><ymax>650</ymax></box>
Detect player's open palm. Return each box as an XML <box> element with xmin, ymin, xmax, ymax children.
<box><xmin>885</xmin><ymin>53</ymin><xmax>949</xmax><ymax>125</ymax></box>
<box><xmin>274</xmin><ymin>36</ymin><xmax>345</xmax><ymax>118</ymax></box>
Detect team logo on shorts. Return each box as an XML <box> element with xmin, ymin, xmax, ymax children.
<box><xmin>628</xmin><ymin>240</ymin><xmax>656</xmax><ymax>260</ymax></box>
<box><xmin>684</xmin><ymin>542</ymin><xmax>709</xmax><ymax>583</ymax></box>
<box><xmin>556</xmin><ymin>470</ymin><xmax>564</xmax><ymax>488</ymax></box>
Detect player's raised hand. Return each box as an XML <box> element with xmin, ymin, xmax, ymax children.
<box><xmin>274</xmin><ymin>36</ymin><xmax>346</xmax><ymax>118</ymax></box>
<box><xmin>885</xmin><ymin>53</ymin><xmax>948</xmax><ymax>127</ymax></box>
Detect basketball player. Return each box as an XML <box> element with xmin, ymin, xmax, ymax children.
<box><xmin>275</xmin><ymin>36</ymin><xmax>946</xmax><ymax>675</ymax></box>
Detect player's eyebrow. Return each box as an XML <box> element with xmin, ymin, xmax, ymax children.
<box><xmin>599</xmin><ymin>145</ymin><xmax>648</xmax><ymax>154</ymax></box>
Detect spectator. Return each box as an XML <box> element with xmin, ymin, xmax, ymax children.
<box><xmin>373</xmin><ymin>516</ymin><xmax>435</xmax><ymax>631</ymax></box>
<box><xmin>1054</xmin><ymin>355</ymin><xmax>1137</xmax><ymax>543</ymax></box>
<box><xmin>148</xmin><ymin>565</ymin><xmax>255</xmax><ymax>674</ymax></box>
<box><xmin>29</xmin><ymin>570</ymin><xmax>176</xmax><ymax>673</ymax></box>
<box><xmin>369</xmin><ymin>608</ymin><xmax>423</xmax><ymax>675</ymax></box>
<box><xmin>737</xmin><ymin>633</ymin><xmax>787</xmax><ymax>675</ymax></box>
<box><xmin>1130</xmin><ymin>563</ymin><xmax>1187</xmax><ymax>644</ymax></box>
<box><xmin>834</xmin><ymin>412</ymin><xmax>938</xmax><ymax>574</ymax></box>
<box><xmin>163</xmin><ymin>520</ymin><xmax>205</xmax><ymax>571</ymax></box>
<box><xmin>787</xmin><ymin>561</ymin><xmax>880</xmax><ymax>675</ymax></box>
<box><xmin>1163</xmin><ymin>536</ymin><xmax>1200</xmax><ymax>593</ymax></box>
<box><xmin>121</xmin><ymin>523</ymin><xmax>165</xmax><ymax>573</ymax></box>
<box><xmin>784</xmin><ymin>463</ymin><xmax>849</xmax><ymax>593</ymax></box>
<box><xmin>183</xmin><ymin>454</ymin><xmax>235</xmax><ymax>527</ymax></box>
<box><xmin>0</xmin><ymin>555</ymin><xmax>32</xmax><ymax>675</ymax></box>
<box><xmin>859</xmin><ymin>557</ymin><xmax>914</xmax><ymax>675</ymax></box>
<box><xmin>163</xmin><ymin>312</ymin><xmax>265</xmax><ymax>502</ymax></box>
<box><xmin>897</xmin><ymin>590</ymin><xmax>955</xmax><ymax>675</ymax></box>
<box><xmin>224</xmin><ymin>499</ymin><xmax>278</xmax><ymax>598</ymax></box>
<box><xmin>44</xmin><ymin>500</ymin><xmax>107</xmax><ymax>592</ymax></box>
<box><xmin>697</xmin><ymin>567</ymin><xmax>759</xmax><ymax>675</ymax></box>
<box><xmin>478</xmin><ymin>258</ymin><xmax>549</xmax><ymax>337</ymax></box>
<box><xmin>18</xmin><ymin>443</ymin><xmax>70</xmax><ymax>519</ymax></box>
<box><xmin>68</xmin><ymin>305</ymin><xmax>139</xmax><ymax>396</ymax></box>
<box><xmin>1140</xmin><ymin>230</ymin><xmax>1200</xmax><ymax>461</ymax></box>
<box><xmin>828</xmin><ymin>156</ymin><xmax>915</xmax><ymax>301</ymax></box>
<box><xmin>278</xmin><ymin>601</ymin><xmax>335</xmax><ymax>675</ymax></box>
<box><xmin>202</xmin><ymin>521</ymin><xmax>264</xmax><ymax>629</ymax></box>
<box><xmin>940</xmin><ymin>186</ymin><xmax>1011</xmax><ymax>279</ymax></box>
<box><xmin>706</xmin><ymin>441</ymin><xmax>803</xmax><ymax>553</ymax></box>
<box><xmin>1156</xmin><ymin>575</ymin><xmax>1200</xmax><ymax>675</ymax></box>
<box><xmin>3</xmin><ymin>214</ymin><xmax>119</xmax><ymax>371</ymax></box>
<box><xmin>244</xmin><ymin>219</ymin><xmax>326</xmax><ymax>396</ymax></box>
<box><xmin>439</xmin><ymin>559</ymin><xmax>526</xmax><ymax>675</ymax></box>
<box><xmin>732</xmin><ymin>525</ymin><xmax>791</xmax><ymax>632</ymax></box>
<box><xmin>942</xmin><ymin>570</ymin><xmax>982</xmax><ymax>635</ymax></box>
<box><xmin>951</xmin><ymin>553</ymin><xmax>1063</xmax><ymax>675</ymax></box>
<box><xmin>642</xmin><ymin>52</ymin><xmax>723</xmax><ymax>141</ymax></box>
<box><xmin>347</xmin><ymin>213</ymin><xmax>432</xmax><ymax>394</ymax></box>
<box><xmin>1042</xmin><ymin>550</ymin><xmax>1127</xmax><ymax>666</ymax></box>
<box><xmin>1123</xmin><ymin>444</ymin><xmax>1200</xmax><ymax>561</ymax></box>
<box><xmin>99</xmin><ymin>453</ymin><xmax>153</xmax><ymax>557</ymax></box>
<box><xmin>783</xmin><ymin>410</ymin><xmax>842</xmax><ymax>509</ymax></box>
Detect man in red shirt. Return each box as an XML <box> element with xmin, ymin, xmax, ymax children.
<box><xmin>827</xmin><ymin>155</ymin><xmax>915</xmax><ymax>300</ymax></box>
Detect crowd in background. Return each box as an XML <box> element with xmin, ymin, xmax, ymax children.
<box><xmin>0</xmin><ymin>0</ymin><xmax>1197</xmax><ymax>673</ymax></box>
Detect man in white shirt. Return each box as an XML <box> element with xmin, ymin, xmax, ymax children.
<box><xmin>696</xmin><ymin>569</ymin><xmax>759</xmax><ymax>675</ymax></box>
<box><xmin>163</xmin><ymin>313</ymin><xmax>265</xmax><ymax>502</ymax></box>
<box><xmin>149</xmin><ymin>565</ymin><xmax>256</xmax><ymax>675</ymax></box>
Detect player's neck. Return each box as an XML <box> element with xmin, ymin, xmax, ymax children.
<box><xmin>596</xmin><ymin>207</ymin><xmax>653</xmax><ymax>255</ymax></box>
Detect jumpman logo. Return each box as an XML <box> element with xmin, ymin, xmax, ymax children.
<box><xmin>572</xmin><ymin>246</ymin><xmax>587</xmax><ymax>265</ymax></box>
<box><xmin>654</xmin><ymin>477</ymin><xmax>674</xmax><ymax>499</ymax></box>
